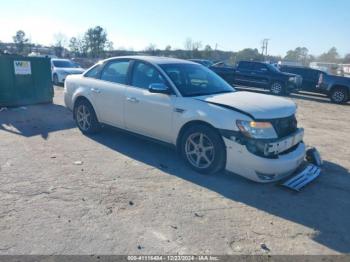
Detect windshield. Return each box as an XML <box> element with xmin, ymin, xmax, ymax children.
<box><xmin>53</xmin><ymin>60</ymin><xmax>80</xmax><ymax>68</ymax></box>
<box><xmin>160</xmin><ymin>63</ymin><xmax>235</xmax><ymax>97</ymax></box>
<box><xmin>200</xmin><ymin>60</ymin><xmax>214</xmax><ymax>67</ymax></box>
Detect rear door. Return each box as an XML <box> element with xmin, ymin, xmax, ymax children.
<box><xmin>89</xmin><ymin>59</ymin><xmax>130</xmax><ymax>127</ymax></box>
<box><xmin>252</xmin><ymin>63</ymin><xmax>270</xmax><ymax>88</ymax></box>
<box><xmin>235</xmin><ymin>62</ymin><xmax>255</xmax><ymax>86</ymax></box>
<box><xmin>124</xmin><ymin>61</ymin><xmax>175</xmax><ymax>143</ymax></box>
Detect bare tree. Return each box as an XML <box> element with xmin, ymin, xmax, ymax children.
<box><xmin>53</xmin><ymin>33</ymin><xmax>67</xmax><ymax>57</ymax></box>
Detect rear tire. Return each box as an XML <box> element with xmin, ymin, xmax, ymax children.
<box><xmin>270</xmin><ymin>81</ymin><xmax>285</xmax><ymax>95</ymax></box>
<box><xmin>330</xmin><ymin>87</ymin><xmax>348</xmax><ymax>104</ymax></box>
<box><xmin>74</xmin><ymin>99</ymin><xmax>101</xmax><ymax>134</ymax></box>
<box><xmin>180</xmin><ymin>124</ymin><xmax>226</xmax><ymax>174</ymax></box>
<box><xmin>53</xmin><ymin>74</ymin><xmax>59</xmax><ymax>86</ymax></box>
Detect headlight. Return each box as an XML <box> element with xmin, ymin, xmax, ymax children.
<box><xmin>289</xmin><ymin>76</ymin><xmax>296</xmax><ymax>82</ymax></box>
<box><xmin>236</xmin><ymin>120</ymin><xmax>278</xmax><ymax>139</ymax></box>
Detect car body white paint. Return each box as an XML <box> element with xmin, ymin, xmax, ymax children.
<box><xmin>64</xmin><ymin>56</ymin><xmax>306</xmax><ymax>183</ymax></box>
<box><xmin>51</xmin><ymin>59</ymin><xmax>85</xmax><ymax>84</ymax></box>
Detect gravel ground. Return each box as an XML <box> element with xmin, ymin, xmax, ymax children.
<box><xmin>0</xmin><ymin>87</ymin><xmax>349</xmax><ymax>255</ymax></box>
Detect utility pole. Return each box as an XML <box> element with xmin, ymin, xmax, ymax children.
<box><xmin>261</xmin><ymin>38</ymin><xmax>270</xmax><ymax>58</ymax></box>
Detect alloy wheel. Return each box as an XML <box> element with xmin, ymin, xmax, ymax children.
<box><xmin>271</xmin><ymin>82</ymin><xmax>283</xmax><ymax>94</ymax></box>
<box><xmin>76</xmin><ymin>104</ymin><xmax>92</xmax><ymax>131</ymax></box>
<box><xmin>332</xmin><ymin>90</ymin><xmax>345</xmax><ymax>103</ymax></box>
<box><xmin>185</xmin><ymin>132</ymin><xmax>215</xmax><ymax>169</ymax></box>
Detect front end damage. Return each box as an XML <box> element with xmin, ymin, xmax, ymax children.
<box><xmin>222</xmin><ymin>126</ymin><xmax>322</xmax><ymax>190</ymax></box>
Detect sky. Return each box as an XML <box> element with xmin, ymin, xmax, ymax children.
<box><xmin>1</xmin><ymin>0</ymin><xmax>349</xmax><ymax>56</ymax></box>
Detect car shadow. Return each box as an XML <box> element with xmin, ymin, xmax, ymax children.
<box><xmin>0</xmin><ymin>103</ymin><xmax>75</xmax><ymax>139</ymax></box>
<box><xmin>87</xmin><ymin>126</ymin><xmax>350</xmax><ymax>253</ymax></box>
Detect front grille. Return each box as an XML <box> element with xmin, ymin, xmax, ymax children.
<box><xmin>270</xmin><ymin>115</ymin><xmax>297</xmax><ymax>138</ymax></box>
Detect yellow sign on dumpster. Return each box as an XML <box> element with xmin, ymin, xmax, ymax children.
<box><xmin>14</xmin><ymin>61</ymin><xmax>32</xmax><ymax>75</ymax></box>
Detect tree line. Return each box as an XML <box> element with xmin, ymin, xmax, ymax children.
<box><xmin>1</xmin><ymin>27</ymin><xmax>350</xmax><ymax>66</ymax></box>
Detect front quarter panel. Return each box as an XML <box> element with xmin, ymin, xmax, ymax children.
<box><xmin>172</xmin><ymin>97</ymin><xmax>252</xmax><ymax>144</ymax></box>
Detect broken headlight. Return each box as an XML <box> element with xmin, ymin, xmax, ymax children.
<box><xmin>236</xmin><ymin>120</ymin><xmax>278</xmax><ymax>139</ymax></box>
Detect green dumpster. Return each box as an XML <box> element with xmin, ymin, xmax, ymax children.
<box><xmin>0</xmin><ymin>55</ymin><xmax>53</xmax><ymax>107</ymax></box>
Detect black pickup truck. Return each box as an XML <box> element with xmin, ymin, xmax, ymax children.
<box><xmin>210</xmin><ymin>61</ymin><xmax>302</xmax><ymax>95</ymax></box>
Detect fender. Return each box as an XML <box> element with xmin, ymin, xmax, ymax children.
<box><xmin>71</xmin><ymin>87</ymin><xmax>102</xmax><ymax>121</ymax></box>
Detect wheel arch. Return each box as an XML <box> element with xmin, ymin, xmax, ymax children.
<box><xmin>330</xmin><ymin>85</ymin><xmax>349</xmax><ymax>96</ymax></box>
<box><xmin>176</xmin><ymin>120</ymin><xmax>221</xmax><ymax>151</ymax></box>
<box><xmin>73</xmin><ymin>96</ymin><xmax>95</xmax><ymax>119</ymax></box>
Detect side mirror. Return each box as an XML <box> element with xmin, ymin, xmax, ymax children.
<box><xmin>148</xmin><ymin>83</ymin><xmax>171</xmax><ymax>94</ymax></box>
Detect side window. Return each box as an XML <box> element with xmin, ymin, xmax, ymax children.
<box><xmin>131</xmin><ymin>62</ymin><xmax>165</xmax><ymax>89</ymax></box>
<box><xmin>238</xmin><ymin>62</ymin><xmax>252</xmax><ymax>70</ymax></box>
<box><xmin>254</xmin><ymin>63</ymin><xmax>268</xmax><ymax>72</ymax></box>
<box><xmin>84</xmin><ymin>64</ymin><xmax>103</xmax><ymax>79</ymax></box>
<box><xmin>101</xmin><ymin>60</ymin><xmax>130</xmax><ymax>84</ymax></box>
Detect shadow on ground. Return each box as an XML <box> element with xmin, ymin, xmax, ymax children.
<box><xmin>88</xmin><ymin>126</ymin><xmax>350</xmax><ymax>253</ymax></box>
<box><xmin>0</xmin><ymin>103</ymin><xmax>75</xmax><ymax>139</ymax></box>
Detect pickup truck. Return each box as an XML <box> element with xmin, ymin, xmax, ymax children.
<box><xmin>317</xmin><ymin>73</ymin><xmax>350</xmax><ymax>104</ymax></box>
<box><xmin>210</xmin><ymin>61</ymin><xmax>302</xmax><ymax>95</ymax></box>
<box><xmin>279</xmin><ymin>65</ymin><xmax>324</xmax><ymax>92</ymax></box>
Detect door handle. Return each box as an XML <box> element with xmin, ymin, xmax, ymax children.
<box><xmin>126</xmin><ymin>97</ymin><xmax>139</xmax><ymax>103</ymax></box>
<box><xmin>251</xmin><ymin>72</ymin><xmax>256</xmax><ymax>75</ymax></box>
<box><xmin>91</xmin><ymin>88</ymin><xmax>101</xmax><ymax>94</ymax></box>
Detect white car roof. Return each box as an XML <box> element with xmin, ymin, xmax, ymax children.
<box><xmin>104</xmin><ymin>56</ymin><xmax>196</xmax><ymax>65</ymax></box>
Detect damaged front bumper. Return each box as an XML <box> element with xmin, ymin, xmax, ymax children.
<box><xmin>223</xmin><ymin>128</ymin><xmax>322</xmax><ymax>188</ymax></box>
<box><xmin>224</xmin><ymin>136</ymin><xmax>306</xmax><ymax>183</ymax></box>
<box><xmin>282</xmin><ymin>163</ymin><xmax>321</xmax><ymax>191</ymax></box>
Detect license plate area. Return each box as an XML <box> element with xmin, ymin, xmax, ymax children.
<box><xmin>264</xmin><ymin>128</ymin><xmax>304</xmax><ymax>155</ymax></box>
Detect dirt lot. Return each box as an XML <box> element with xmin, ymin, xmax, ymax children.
<box><xmin>0</xmin><ymin>87</ymin><xmax>349</xmax><ymax>255</ymax></box>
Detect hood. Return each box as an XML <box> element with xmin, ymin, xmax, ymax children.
<box><xmin>196</xmin><ymin>91</ymin><xmax>296</xmax><ymax>119</ymax></box>
<box><xmin>57</xmin><ymin>68</ymin><xmax>85</xmax><ymax>74</ymax></box>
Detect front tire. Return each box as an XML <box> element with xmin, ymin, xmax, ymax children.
<box><xmin>74</xmin><ymin>99</ymin><xmax>101</xmax><ymax>134</ymax></box>
<box><xmin>330</xmin><ymin>87</ymin><xmax>348</xmax><ymax>104</ymax></box>
<box><xmin>270</xmin><ymin>81</ymin><xmax>285</xmax><ymax>95</ymax></box>
<box><xmin>180</xmin><ymin>124</ymin><xmax>226</xmax><ymax>174</ymax></box>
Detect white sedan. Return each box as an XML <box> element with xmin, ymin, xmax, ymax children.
<box><xmin>51</xmin><ymin>59</ymin><xmax>85</xmax><ymax>85</ymax></box>
<box><xmin>64</xmin><ymin>56</ymin><xmax>320</xmax><ymax>187</ymax></box>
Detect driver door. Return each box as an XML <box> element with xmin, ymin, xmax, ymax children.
<box><xmin>124</xmin><ymin>61</ymin><xmax>175</xmax><ymax>143</ymax></box>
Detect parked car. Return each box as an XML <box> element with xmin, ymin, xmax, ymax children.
<box><xmin>51</xmin><ymin>59</ymin><xmax>85</xmax><ymax>85</ymax></box>
<box><xmin>189</xmin><ymin>59</ymin><xmax>214</xmax><ymax>67</ymax></box>
<box><xmin>210</xmin><ymin>61</ymin><xmax>302</xmax><ymax>95</ymax></box>
<box><xmin>279</xmin><ymin>65</ymin><xmax>324</xmax><ymax>92</ymax></box>
<box><xmin>64</xmin><ymin>56</ymin><xmax>320</xmax><ymax>188</ymax></box>
<box><xmin>317</xmin><ymin>72</ymin><xmax>350</xmax><ymax>104</ymax></box>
